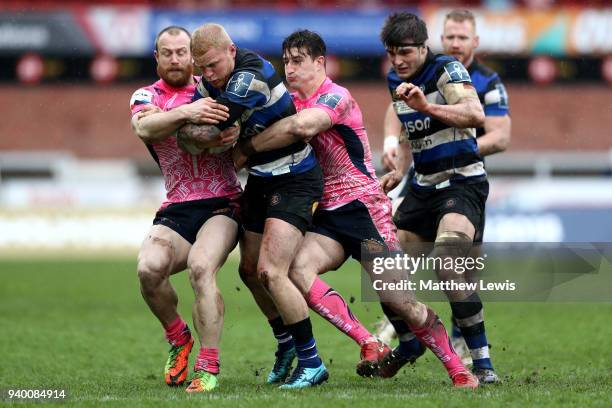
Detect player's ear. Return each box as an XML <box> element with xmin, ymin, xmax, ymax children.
<box><xmin>154</xmin><ymin>50</ymin><xmax>159</xmax><ymax>63</ymax></box>
<box><xmin>229</xmin><ymin>43</ymin><xmax>237</xmax><ymax>58</ymax></box>
<box><xmin>474</xmin><ymin>35</ymin><xmax>480</xmax><ymax>49</ymax></box>
<box><xmin>316</xmin><ymin>55</ymin><xmax>325</xmax><ymax>68</ymax></box>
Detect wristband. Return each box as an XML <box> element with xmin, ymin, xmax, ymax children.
<box><xmin>383</xmin><ymin>135</ymin><xmax>399</xmax><ymax>153</ymax></box>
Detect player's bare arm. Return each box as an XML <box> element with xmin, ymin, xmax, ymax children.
<box><xmin>178</xmin><ymin>97</ymin><xmax>230</xmax><ymax>125</ymax></box>
<box><xmin>396</xmin><ymin>82</ymin><xmax>484</xmax><ymax>128</ymax></box>
<box><xmin>380</xmin><ymin>143</ymin><xmax>411</xmax><ymax>193</ymax></box>
<box><xmin>176</xmin><ymin>123</ymin><xmax>222</xmax><ymax>149</ymax></box>
<box><xmin>132</xmin><ymin>98</ymin><xmax>229</xmax><ymax>143</ymax></box>
<box><xmin>477</xmin><ymin>115</ymin><xmax>511</xmax><ymax>156</ymax></box>
<box><xmin>382</xmin><ymin>102</ymin><xmax>403</xmax><ymax>172</ymax></box>
<box><xmin>233</xmin><ymin>108</ymin><xmax>331</xmax><ymax>168</ymax></box>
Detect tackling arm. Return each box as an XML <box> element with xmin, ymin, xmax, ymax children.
<box><xmin>131</xmin><ymin>107</ymin><xmax>190</xmax><ymax>143</ymax></box>
<box><xmin>176</xmin><ymin>99</ymin><xmax>246</xmax><ymax>148</ymax></box>
<box><xmin>132</xmin><ymin>97</ymin><xmax>230</xmax><ymax>144</ymax></box>
<box><xmin>176</xmin><ymin>123</ymin><xmax>222</xmax><ymax>147</ymax></box>
<box><xmin>241</xmin><ymin>108</ymin><xmax>332</xmax><ymax>155</ymax></box>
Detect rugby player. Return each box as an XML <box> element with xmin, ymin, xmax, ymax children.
<box><xmin>376</xmin><ymin>11</ymin><xmax>508</xmax><ymax>383</ymax></box>
<box><xmin>233</xmin><ymin>30</ymin><xmax>479</xmax><ymax>388</ymax></box>
<box><xmin>130</xmin><ymin>26</ymin><xmax>242</xmax><ymax>392</ymax></box>
<box><xmin>177</xmin><ymin>24</ymin><xmax>328</xmax><ymax>390</ymax></box>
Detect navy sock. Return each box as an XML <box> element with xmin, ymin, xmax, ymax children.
<box><xmin>381</xmin><ymin>303</ymin><xmax>424</xmax><ymax>359</ymax></box>
<box><xmin>451</xmin><ymin>316</ymin><xmax>462</xmax><ymax>338</ymax></box>
<box><xmin>269</xmin><ymin>316</ymin><xmax>294</xmax><ymax>353</ymax></box>
<box><xmin>451</xmin><ymin>293</ymin><xmax>493</xmax><ymax>370</ymax></box>
<box><xmin>380</xmin><ymin>303</ymin><xmax>411</xmax><ymax>336</ymax></box>
<box><xmin>396</xmin><ymin>334</ymin><xmax>424</xmax><ymax>359</ymax></box>
<box><xmin>286</xmin><ymin>318</ymin><xmax>322</xmax><ymax>368</ymax></box>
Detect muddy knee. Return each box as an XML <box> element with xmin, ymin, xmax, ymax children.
<box><xmin>238</xmin><ymin>256</ymin><xmax>259</xmax><ymax>287</ymax></box>
<box><xmin>188</xmin><ymin>259</ymin><xmax>215</xmax><ymax>291</ymax></box>
<box><xmin>137</xmin><ymin>237</ymin><xmax>173</xmax><ymax>291</ymax></box>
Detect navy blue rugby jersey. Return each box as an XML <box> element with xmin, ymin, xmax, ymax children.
<box><xmin>194</xmin><ymin>48</ymin><xmax>316</xmax><ymax>177</ymax></box>
<box><xmin>467</xmin><ymin>60</ymin><xmax>509</xmax><ymax>138</ymax></box>
<box><xmin>387</xmin><ymin>50</ymin><xmax>486</xmax><ymax>190</ymax></box>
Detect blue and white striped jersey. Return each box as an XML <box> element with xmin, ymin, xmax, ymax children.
<box><xmin>194</xmin><ymin>48</ymin><xmax>316</xmax><ymax>177</ymax></box>
<box><xmin>467</xmin><ymin>60</ymin><xmax>510</xmax><ymax>138</ymax></box>
<box><xmin>387</xmin><ymin>50</ymin><xmax>486</xmax><ymax>190</ymax></box>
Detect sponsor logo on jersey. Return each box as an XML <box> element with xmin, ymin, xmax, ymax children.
<box><xmin>315</xmin><ymin>93</ymin><xmax>343</xmax><ymax>110</ymax></box>
<box><xmin>444</xmin><ymin>61</ymin><xmax>471</xmax><ymax>83</ymax></box>
<box><xmin>130</xmin><ymin>89</ymin><xmax>154</xmax><ymax>108</ymax></box>
<box><xmin>227</xmin><ymin>72</ymin><xmax>254</xmax><ymax>98</ymax></box>
<box><xmin>409</xmin><ymin>138</ymin><xmax>433</xmax><ymax>150</ymax></box>
<box><xmin>394</xmin><ymin>101</ymin><xmax>413</xmax><ymax>115</ymax></box>
<box><xmin>404</xmin><ymin>117</ymin><xmax>431</xmax><ymax>133</ymax></box>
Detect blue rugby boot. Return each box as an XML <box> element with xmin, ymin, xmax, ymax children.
<box><xmin>279</xmin><ymin>363</ymin><xmax>329</xmax><ymax>389</ymax></box>
<box><xmin>267</xmin><ymin>347</ymin><xmax>296</xmax><ymax>384</ymax></box>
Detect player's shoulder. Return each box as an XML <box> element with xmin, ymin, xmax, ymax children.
<box><xmin>470</xmin><ymin>60</ymin><xmax>498</xmax><ymax>78</ymax></box>
<box><xmin>434</xmin><ymin>54</ymin><xmax>471</xmax><ymax>83</ymax></box>
<box><xmin>225</xmin><ymin>49</ymin><xmax>283</xmax><ymax>102</ymax></box>
<box><xmin>469</xmin><ymin>61</ymin><xmax>503</xmax><ymax>93</ymax></box>
<box><xmin>433</xmin><ymin>52</ymin><xmax>456</xmax><ymax>66</ymax></box>
<box><xmin>430</xmin><ymin>52</ymin><xmax>456</xmax><ymax>72</ymax></box>
<box><xmin>233</xmin><ymin>48</ymin><xmax>267</xmax><ymax>76</ymax></box>
<box><xmin>323</xmin><ymin>79</ymin><xmax>351</xmax><ymax>99</ymax></box>
<box><xmin>129</xmin><ymin>81</ymin><xmax>160</xmax><ymax>109</ymax></box>
<box><xmin>314</xmin><ymin>79</ymin><xmax>350</xmax><ymax>108</ymax></box>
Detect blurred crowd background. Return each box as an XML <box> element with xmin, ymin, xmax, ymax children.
<box><xmin>0</xmin><ymin>0</ymin><xmax>611</xmax><ymax>250</ymax></box>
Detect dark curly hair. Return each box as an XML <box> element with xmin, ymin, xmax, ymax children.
<box><xmin>380</xmin><ymin>12</ymin><xmax>428</xmax><ymax>48</ymax></box>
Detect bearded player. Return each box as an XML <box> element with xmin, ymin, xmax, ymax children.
<box><xmin>130</xmin><ymin>26</ymin><xmax>241</xmax><ymax>392</ymax></box>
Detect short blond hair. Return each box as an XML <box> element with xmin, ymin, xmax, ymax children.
<box><xmin>445</xmin><ymin>9</ymin><xmax>477</xmax><ymax>30</ymax></box>
<box><xmin>191</xmin><ymin>23</ymin><xmax>233</xmax><ymax>55</ymax></box>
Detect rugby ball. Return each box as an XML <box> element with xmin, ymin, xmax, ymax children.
<box><xmin>177</xmin><ymin>121</ymin><xmax>240</xmax><ymax>155</ymax></box>
<box><xmin>176</xmin><ymin>133</ymin><xmax>207</xmax><ymax>155</ymax></box>
<box><xmin>207</xmin><ymin>121</ymin><xmax>241</xmax><ymax>154</ymax></box>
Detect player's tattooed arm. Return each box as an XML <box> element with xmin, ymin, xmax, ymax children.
<box><xmin>132</xmin><ymin>99</ymin><xmax>228</xmax><ymax>144</ymax></box>
<box><xmin>395</xmin><ymin>82</ymin><xmax>484</xmax><ymax>129</ymax></box>
<box><xmin>435</xmin><ymin>82</ymin><xmax>484</xmax><ymax>128</ymax></box>
<box><xmin>176</xmin><ymin>124</ymin><xmax>222</xmax><ymax>148</ymax></box>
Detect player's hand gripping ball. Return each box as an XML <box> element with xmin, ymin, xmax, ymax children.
<box><xmin>208</xmin><ymin>121</ymin><xmax>241</xmax><ymax>154</ymax></box>
<box><xmin>177</xmin><ymin>120</ymin><xmax>240</xmax><ymax>155</ymax></box>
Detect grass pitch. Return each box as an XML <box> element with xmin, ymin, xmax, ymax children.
<box><xmin>1</xmin><ymin>256</ymin><xmax>611</xmax><ymax>407</ymax></box>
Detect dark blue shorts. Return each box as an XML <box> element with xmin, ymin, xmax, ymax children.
<box><xmin>311</xmin><ymin>196</ymin><xmax>400</xmax><ymax>262</ymax></box>
<box><xmin>153</xmin><ymin>197</ymin><xmax>240</xmax><ymax>244</ymax></box>
<box><xmin>394</xmin><ymin>181</ymin><xmax>488</xmax><ymax>243</ymax></box>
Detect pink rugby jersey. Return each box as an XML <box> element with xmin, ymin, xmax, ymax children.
<box><xmin>130</xmin><ymin>78</ymin><xmax>241</xmax><ymax>209</ymax></box>
<box><xmin>292</xmin><ymin>77</ymin><xmax>381</xmax><ymax>209</ymax></box>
